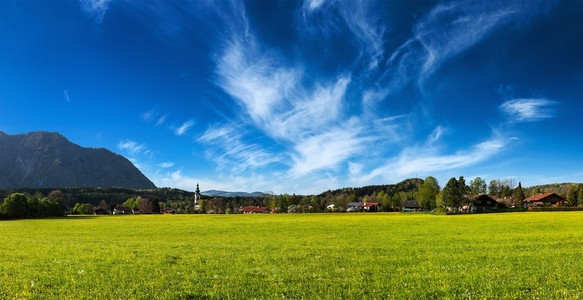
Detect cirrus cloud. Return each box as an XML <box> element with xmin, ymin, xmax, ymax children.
<box><xmin>500</xmin><ymin>98</ymin><xmax>557</xmax><ymax>122</ymax></box>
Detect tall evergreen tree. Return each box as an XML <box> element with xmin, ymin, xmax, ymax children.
<box><xmin>458</xmin><ymin>176</ymin><xmax>469</xmax><ymax>195</ymax></box>
<box><xmin>566</xmin><ymin>184</ymin><xmax>579</xmax><ymax>206</ymax></box>
<box><xmin>513</xmin><ymin>182</ymin><xmax>526</xmax><ymax>208</ymax></box>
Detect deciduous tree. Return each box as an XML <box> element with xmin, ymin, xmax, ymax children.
<box><xmin>137</xmin><ymin>198</ymin><xmax>152</xmax><ymax>213</ymax></box>
<box><xmin>469</xmin><ymin>177</ymin><xmax>487</xmax><ymax>195</ymax></box>
<box><xmin>417</xmin><ymin>176</ymin><xmax>440</xmax><ymax>210</ymax></box>
<box><xmin>0</xmin><ymin>193</ymin><xmax>28</xmax><ymax>219</ymax></box>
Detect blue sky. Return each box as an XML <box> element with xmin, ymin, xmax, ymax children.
<box><xmin>1</xmin><ymin>0</ymin><xmax>582</xmax><ymax>194</ymax></box>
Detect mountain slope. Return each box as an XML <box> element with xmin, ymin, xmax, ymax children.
<box><xmin>0</xmin><ymin>131</ymin><xmax>155</xmax><ymax>189</ymax></box>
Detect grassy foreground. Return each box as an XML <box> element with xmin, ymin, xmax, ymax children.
<box><xmin>1</xmin><ymin>213</ymin><xmax>582</xmax><ymax>299</ymax></box>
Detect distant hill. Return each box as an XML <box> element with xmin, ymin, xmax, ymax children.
<box><xmin>319</xmin><ymin>178</ymin><xmax>424</xmax><ymax>197</ymax></box>
<box><xmin>0</xmin><ymin>131</ymin><xmax>156</xmax><ymax>189</ymax></box>
<box><xmin>524</xmin><ymin>183</ymin><xmax>578</xmax><ymax>197</ymax></box>
<box><xmin>202</xmin><ymin>190</ymin><xmax>267</xmax><ymax>198</ymax></box>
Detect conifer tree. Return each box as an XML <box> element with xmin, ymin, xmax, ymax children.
<box><xmin>513</xmin><ymin>182</ymin><xmax>526</xmax><ymax>208</ymax></box>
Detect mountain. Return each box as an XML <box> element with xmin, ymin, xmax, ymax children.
<box><xmin>0</xmin><ymin>131</ymin><xmax>156</xmax><ymax>189</ymax></box>
<box><xmin>202</xmin><ymin>190</ymin><xmax>267</xmax><ymax>198</ymax></box>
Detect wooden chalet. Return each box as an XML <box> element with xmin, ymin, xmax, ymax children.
<box><xmin>524</xmin><ymin>192</ymin><xmax>566</xmax><ymax>207</ymax></box>
<box><xmin>239</xmin><ymin>206</ymin><xmax>269</xmax><ymax>214</ymax></box>
<box><xmin>467</xmin><ymin>194</ymin><xmax>498</xmax><ymax>212</ymax></box>
<box><xmin>93</xmin><ymin>208</ymin><xmax>108</xmax><ymax>215</ymax></box>
<box><xmin>402</xmin><ymin>200</ymin><xmax>420</xmax><ymax>212</ymax></box>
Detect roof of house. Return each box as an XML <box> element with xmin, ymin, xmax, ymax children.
<box><xmin>239</xmin><ymin>206</ymin><xmax>268</xmax><ymax>213</ymax></box>
<box><xmin>115</xmin><ymin>206</ymin><xmax>132</xmax><ymax>212</ymax></box>
<box><xmin>402</xmin><ymin>200</ymin><xmax>419</xmax><ymax>208</ymax></box>
<box><xmin>347</xmin><ymin>202</ymin><xmax>361</xmax><ymax>207</ymax></box>
<box><xmin>524</xmin><ymin>192</ymin><xmax>564</xmax><ymax>202</ymax></box>
<box><xmin>362</xmin><ymin>202</ymin><xmax>379</xmax><ymax>207</ymax></box>
<box><xmin>469</xmin><ymin>194</ymin><xmax>498</xmax><ymax>205</ymax></box>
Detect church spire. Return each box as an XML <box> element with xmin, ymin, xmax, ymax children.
<box><xmin>194</xmin><ymin>183</ymin><xmax>201</xmax><ymax>209</ymax></box>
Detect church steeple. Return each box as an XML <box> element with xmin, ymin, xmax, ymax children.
<box><xmin>194</xmin><ymin>183</ymin><xmax>201</xmax><ymax>208</ymax></box>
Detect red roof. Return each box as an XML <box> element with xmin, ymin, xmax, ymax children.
<box><xmin>239</xmin><ymin>206</ymin><xmax>268</xmax><ymax>213</ymax></box>
<box><xmin>361</xmin><ymin>202</ymin><xmax>379</xmax><ymax>207</ymax></box>
<box><xmin>524</xmin><ymin>192</ymin><xmax>562</xmax><ymax>202</ymax></box>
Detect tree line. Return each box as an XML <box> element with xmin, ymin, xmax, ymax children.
<box><xmin>2</xmin><ymin>178</ymin><xmax>583</xmax><ymax>218</ymax></box>
<box><xmin>0</xmin><ymin>190</ymin><xmax>66</xmax><ymax>219</ymax></box>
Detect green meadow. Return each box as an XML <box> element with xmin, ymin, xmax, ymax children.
<box><xmin>1</xmin><ymin>213</ymin><xmax>582</xmax><ymax>299</ymax></box>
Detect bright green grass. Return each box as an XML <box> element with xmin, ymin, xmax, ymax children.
<box><xmin>1</xmin><ymin>213</ymin><xmax>582</xmax><ymax>299</ymax></box>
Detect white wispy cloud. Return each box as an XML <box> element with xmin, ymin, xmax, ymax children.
<box><xmin>500</xmin><ymin>98</ymin><xmax>557</xmax><ymax>122</ymax></box>
<box><xmin>215</xmin><ymin>32</ymin><xmax>393</xmax><ymax>177</ymax></box>
<box><xmin>175</xmin><ymin>120</ymin><xmax>195</xmax><ymax>136</ymax></box>
<box><xmin>157</xmin><ymin>162</ymin><xmax>174</xmax><ymax>169</ymax></box>
<box><xmin>358</xmin><ymin>135</ymin><xmax>507</xmax><ymax>184</ymax></box>
<box><xmin>392</xmin><ymin>139</ymin><xmax>506</xmax><ymax>177</ymax></box>
<box><xmin>382</xmin><ymin>1</ymin><xmax>555</xmax><ymax>94</ymax></box>
<box><xmin>63</xmin><ymin>90</ymin><xmax>70</xmax><ymax>102</ymax></box>
<box><xmin>304</xmin><ymin>0</ymin><xmax>326</xmax><ymax>12</ymax></box>
<box><xmin>301</xmin><ymin>0</ymin><xmax>385</xmax><ymax>71</ymax></box>
<box><xmin>117</xmin><ymin>140</ymin><xmax>147</xmax><ymax>156</ymax></box>
<box><xmin>156</xmin><ymin>114</ymin><xmax>168</xmax><ymax>125</ymax></box>
<box><xmin>155</xmin><ymin>170</ymin><xmax>276</xmax><ymax>194</ymax></box>
<box><xmin>182</xmin><ymin>0</ymin><xmax>549</xmax><ymax>192</ymax></box>
<box><xmin>142</xmin><ymin>108</ymin><xmax>169</xmax><ymax>127</ymax></box>
<box><xmin>428</xmin><ymin>126</ymin><xmax>447</xmax><ymax>145</ymax></box>
<box><xmin>198</xmin><ymin>124</ymin><xmax>281</xmax><ymax>173</ymax></box>
<box><xmin>79</xmin><ymin>0</ymin><xmax>111</xmax><ymax>23</ymax></box>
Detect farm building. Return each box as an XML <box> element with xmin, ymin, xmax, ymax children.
<box><xmin>239</xmin><ymin>206</ymin><xmax>269</xmax><ymax>214</ymax></box>
<box><xmin>402</xmin><ymin>200</ymin><xmax>420</xmax><ymax>212</ymax></box>
<box><xmin>524</xmin><ymin>192</ymin><xmax>566</xmax><ymax>207</ymax></box>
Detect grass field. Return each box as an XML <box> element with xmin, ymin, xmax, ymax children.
<box><xmin>1</xmin><ymin>212</ymin><xmax>582</xmax><ymax>299</ymax></box>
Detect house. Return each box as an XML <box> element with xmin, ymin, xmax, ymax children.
<box><xmin>402</xmin><ymin>200</ymin><xmax>420</xmax><ymax>212</ymax></box>
<box><xmin>113</xmin><ymin>206</ymin><xmax>132</xmax><ymax>215</ymax></box>
<box><xmin>524</xmin><ymin>192</ymin><xmax>566</xmax><ymax>207</ymax></box>
<box><xmin>468</xmin><ymin>194</ymin><xmax>498</xmax><ymax>212</ymax></box>
<box><xmin>346</xmin><ymin>202</ymin><xmax>379</xmax><ymax>212</ymax></box>
<box><xmin>362</xmin><ymin>202</ymin><xmax>380</xmax><ymax>212</ymax></box>
<box><xmin>346</xmin><ymin>202</ymin><xmax>361</xmax><ymax>212</ymax></box>
<box><xmin>93</xmin><ymin>208</ymin><xmax>108</xmax><ymax>215</ymax></box>
<box><xmin>239</xmin><ymin>206</ymin><xmax>269</xmax><ymax>214</ymax></box>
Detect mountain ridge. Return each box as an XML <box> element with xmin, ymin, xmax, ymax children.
<box><xmin>0</xmin><ymin>131</ymin><xmax>156</xmax><ymax>189</ymax></box>
<box><xmin>201</xmin><ymin>190</ymin><xmax>267</xmax><ymax>198</ymax></box>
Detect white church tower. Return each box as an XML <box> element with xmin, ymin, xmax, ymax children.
<box><xmin>194</xmin><ymin>183</ymin><xmax>201</xmax><ymax>210</ymax></box>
